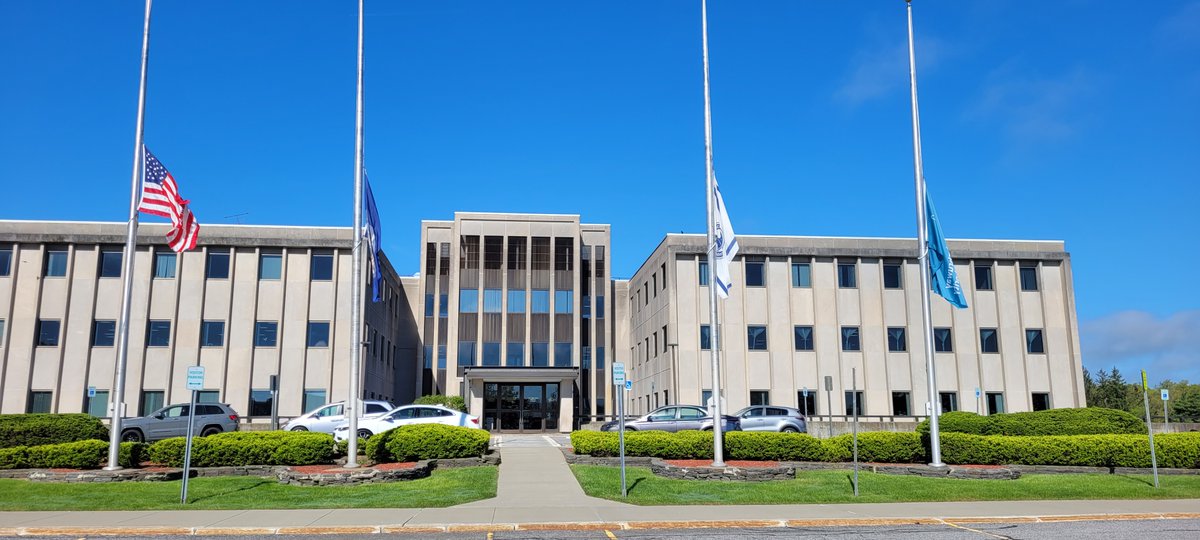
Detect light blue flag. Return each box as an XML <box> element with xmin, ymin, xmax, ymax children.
<box><xmin>363</xmin><ymin>176</ymin><xmax>383</xmax><ymax>303</ymax></box>
<box><xmin>925</xmin><ymin>188</ymin><xmax>968</xmax><ymax>309</ymax></box>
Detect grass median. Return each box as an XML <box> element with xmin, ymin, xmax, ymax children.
<box><xmin>0</xmin><ymin>467</ymin><xmax>497</xmax><ymax>511</ymax></box>
<box><xmin>571</xmin><ymin>465</ymin><xmax>1200</xmax><ymax>505</ymax></box>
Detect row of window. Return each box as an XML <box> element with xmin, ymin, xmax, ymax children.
<box><xmin>31</xmin><ymin>319</ymin><xmax>332</xmax><ymax>348</ymax></box>
<box><xmin>423</xmin><ymin>343</ymin><xmax>607</xmax><ymax>370</ymax></box>
<box><xmin>698</xmin><ymin>324</ymin><xmax>1046</xmax><ymax>354</ymax></box>
<box><xmin>696</xmin><ymin>259</ymin><xmax>1042</xmax><ymax>292</ymax></box>
<box><xmin>678</xmin><ymin>389</ymin><xmax>1050</xmax><ymax>417</ymax></box>
<box><xmin>424</xmin><ymin>290</ymin><xmax>607</xmax><ymax>317</ymax></box>
<box><xmin>16</xmin><ymin>247</ymin><xmax>337</xmax><ymax>281</ymax></box>
<box><xmin>28</xmin><ymin>388</ymin><xmax>333</xmax><ymax>418</ymax></box>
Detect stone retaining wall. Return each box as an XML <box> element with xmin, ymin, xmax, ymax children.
<box><xmin>277</xmin><ymin>462</ymin><xmax>434</xmax><ymax>486</ymax></box>
<box><xmin>649</xmin><ymin>459</ymin><xmax>795</xmax><ymax>482</ymax></box>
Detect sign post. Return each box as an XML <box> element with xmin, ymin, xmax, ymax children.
<box><xmin>824</xmin><ymin>376</ymin><xmax>834</xmax><ymax>438</ymax></box>
<box><xmin>1141</xmin><ymin>370</ymin><xmax>1159</xmax><ymax>488</ymax></box>
<box><xmin>975</xmin><ymin>387</ymin><xmax>981</xmax><ymax>415</ymax></box>
<box><xmin>1161</xmin><ymin>389</ymin><xmax>1170</xmax><ymax>431</ymax></box>
<box><xmin>802</xmin><ymin>387</ymin><xmax>809</xmax><ymax>419</ymax></box>
<box><xmin>181</xmin><ymin>365</ymin><xmax>204</xmax><ymax>504</ymax></box>
<box><xmin>851</xmin><ymin>368</ymin><xmax>859</xmax><ymax>497</ymax></box>
<box><xmin>612</xmin><ymin>362</ymin><xmax>627</xmax><ymax>498</ymax></box>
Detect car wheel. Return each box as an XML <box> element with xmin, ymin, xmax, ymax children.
<box><xmin>781</xmin><ymin>426</ymin><xmax>799</xmax><ymax>433</ymax></box>
<box><xmin>701</xmin><ymin>427</ymin><xmax>712</xmax><ymax>431</ymax></box>
<box><xmin>625</xmin><ymin>426</ymin><xmax>637</xmax><ymax>431</ymax></box>
<box><xmin>357</xmin><ymin>429</ymin><xmax>373</xmax><ymax>440</ymax></box>
<box><xmin>200</xmin><ymin>426</ymin><xmax>222</xmax><ymax>437</ymax></box>
<box><xmin>290</xmin><ymin>426</ymin><xmax>308</xmax><ymax>431</ymax></box>
<box><xmin>121</xmin><ymin>429</ymin><xmax>144</xmax><ymax>443</ymax></box>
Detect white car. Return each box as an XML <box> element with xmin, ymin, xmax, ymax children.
<box><xmin>333</xmin><ymin>404</ymin><xmax>480</xmax><ymax>441</ymax></box>
<box><xmin>283</xmin><ymin>400</ymin><xmax>394</xmax><ymax>434</ymax></box>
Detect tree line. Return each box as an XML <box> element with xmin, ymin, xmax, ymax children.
<box><xmin>1084</xmin><ymin>367</ymin><xmax>1200</xmax><ymax>422</ymax></box>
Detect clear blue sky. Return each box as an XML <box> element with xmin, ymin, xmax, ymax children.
<box><xmin>2</xmin><ymin>1</ymin><xmax>1197</xmax><ymax>382</ymax></box>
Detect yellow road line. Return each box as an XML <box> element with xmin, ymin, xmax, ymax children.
<box><xmin>944</xmin><ymin>521</ymin><xmax>1010</xmax><ymax>539</ymax></box>
<box><xmin>605</xmin><ymin>529</ymin><xmax>618</xmax><ymax>540</ymax></box>
<box><xmin>487</xmin><ymin>532</ymin><xmax>493</xmax><ymax>540</ymax></box>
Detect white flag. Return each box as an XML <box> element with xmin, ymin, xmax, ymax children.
<box><xmin>711</xmin><ymin>179</ymin><xmax>739</xmax><ymax>299</ymax></box>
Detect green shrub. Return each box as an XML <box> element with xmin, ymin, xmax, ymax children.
<box><xmin>377</xmin><ymin>424</ymin><xmax>489</xmax><ymax>462</ymax></box>
<box><xmin>940</xmin><ymin>432</ymin><xmax>1200</xmax><ymax>468</ymax></box>
<box><xmin>0</xmin><ymin>446</ymin><xmax>30</xmax><ymax>469</ymax></box>
<box><xmin>26</xmin><ymin>439</ymin><xmax>108</xmax><ymax>469</ymax></box>
<box><xmin>148</xmin><ymin>431</ymin><xmax>335</xmax><ymax>467</ymax></box>
<box><xmin>571</xmin><ymin>431</ymin><xmax>618</xmax><ymax>456</ymax></box>
<box><xmin>822</xmin><ymin>432</ymin><xmax>926</xmax><ymax>463</ymax></box>
<box><xmin>918</xmin><ymin>408</ymin><xmax>1144</xmax><ymax>436</ymax></box>
<box><xmin>118</xmin><ymin>442</ymin><xmax>149</xmax><ymax>468</ymax></box>
<box><xmin>726</xmin><ymin>432</ymin><xmax>824</xmax><ymax>461</ymax></box>
<box><xmin>0</xmin><ymin>413</ymin><xmax>109</xmax><ymax>448</ymax></box>
<box><xmin>413</xmin><ymin>395</ymin><xmax>467</xmax><ymax>412</ymax></box>
<box><xmin>334</xmin><ymin>437</ymin><xmax>367</xmax><ymax>458</ymax></box>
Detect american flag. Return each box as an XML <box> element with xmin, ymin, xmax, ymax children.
<box><xmin>138</xmin><ymin>146</ymin><xmax>199</xmax><ymax>252</ymax></box>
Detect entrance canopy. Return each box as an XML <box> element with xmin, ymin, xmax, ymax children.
<box><xmin>463</xmin><ymin>367</ymin><xmax>579</xmax><ymax>433</ymax></box>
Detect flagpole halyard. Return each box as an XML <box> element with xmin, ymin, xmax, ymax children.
<box><xmin>106</xmin><ymin>0</ymin><xmax>154</xmax><ymax>471</ymax></box>
<box><xmin>346</xmin><ymin>0</ymin><xmax>366</xmax><ymax>468</ymax></box>
<box><xmin>700</xmin><ymin>0</ymin><xmax>725</xmax><ymax>468</ymax></box>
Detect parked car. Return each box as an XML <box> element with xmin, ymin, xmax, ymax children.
<box><xmin>120</xmin><ymin>403</ymin><xmax>240</xmax><ymax>442</ymax></box>
<box><xmin>283</xmin><ymin>400</ymin><xmax>394</xmax><ymax>434</ymax></box>
<box><xmin>333</xmin><ymin>404</ymin><xmax>480</xmax><ymax>441</ymax></box>
<box><xmin>734</xmin><ymin>405</ymin><xmax>807</xmax><ymax>433</ymax></box>
<box><xmin>599</xmin><ymin>405</ymin><xmax>740</xmax><ymax>433</ymax></box>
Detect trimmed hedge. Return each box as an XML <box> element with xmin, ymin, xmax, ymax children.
<box><xmin>0</xmin><ymin>413</ymin><xmax>109</xmax><ymax>448</ymax></box>
<box><xmin>917</xmin><ymin>408</ymin><xmax>1145</xmax><ymax>436</ymax></box>
<box><xmin>370</xmin><ymin>424</ymin><xmax>489</xmax><ymax>463</ymax></box>
<box><xmin>822</xmin><ymin>432</ymin><xmax>926</xmax><ymax>463</ymax></box>
<box><xmin>413</xmin><ymin>394</ymin><xmax>467</xmax><ymax>413</ymax></box>
<box><xmin>0</xmin><ymin>440</ymin><xmax>145</xmax><ymax>469</ymax></box>
<box><xmin>148</xmin><ymin>432</ymin><xmax>335</xmax><ymax>467</ymax></box>
<box><xmin>941</xmin><ymin>432</ymin><xmax>1200</xmax><ymax>468</ymax></box>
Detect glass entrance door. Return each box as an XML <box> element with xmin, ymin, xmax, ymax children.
<box><xmin>484</xmin><ymin>382</ymin><xmax>560</xmax><ymax>433</ymax></box>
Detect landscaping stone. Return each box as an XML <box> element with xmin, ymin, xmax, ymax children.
<box><xmin>277</xmin><ymin>461</ymin><xmax>434</xmax><ymax>486</ymax></box>
<box><xmin>649</xmin><ymin>458</ymin><xmax>795</xmax><ymax>482</ymax></box>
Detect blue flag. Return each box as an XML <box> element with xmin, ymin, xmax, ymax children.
<box><xmin>925</xmin><ymin>189</ymin><xmax>968</xmax><ymax>309</ymax></box>
<box><xmin>363</xmin><ymin>177</ymin><xmax>383</xmax><ymax>303</ymax></box>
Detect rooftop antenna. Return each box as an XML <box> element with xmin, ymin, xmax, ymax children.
<box><xmin>224</xmin><ymin>212</ymin><xmax>249</xmax><ymax>224</ymax></box>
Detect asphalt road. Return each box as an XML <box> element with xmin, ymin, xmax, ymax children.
<box><xmin>4</xmin><ymin>518</ymin><xmax>1199</xmax><ymax>540</ymax></box>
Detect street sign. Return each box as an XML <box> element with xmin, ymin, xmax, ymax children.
<box><xmin>975</xmin><ymin>387</ymin><xmax>981</xmax><ymax>398</ymax></box>
<box><xmin>1161</xmin><ymin>389</ymin><xmax>1170</xmax><ymax>401</ymax></box>
<box><xmin>186</xmin><ymin>366</ymin><xmax>205</xmax><ymax>391</ymax></box>
<box><xmin>803</xmin><ymin>387</ymin><xmax>808</xmax><ymax>398</ymax></box>
<box><xmin>87</xmin><ymin>386</ymin><xmax>96</xmax><ymax>398</ymax></box>
<box><xmin>625</xmin><ymin>380</ymin><xmax>632</xmax><ymax>391</ymax></box>
<box><xmin>612</xmin><ymin>362</ymin><xmax>626</xmax><ymax>385</ymax></box>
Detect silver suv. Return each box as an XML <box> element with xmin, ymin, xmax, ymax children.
<box><xmin>600</xmin><ymin>405</ymin><xmax>741</xmax><ymax>433</ymax></box>
<box><xmin>734</xmin><ymin>405</ymin><xmax>808</xmax><ymax>433</ymax></box>
<box><xmin>120</xmin><ymin>403</ymin><xmax>240</xmax><ymax>442</ymax></box>
<box><xmin>283</xmin><ymin>400</ymin><xmax>394</xmax><ymax>434</ymax></box>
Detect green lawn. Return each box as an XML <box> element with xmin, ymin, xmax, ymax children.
<box><xmin>0</xmin><ymin>467</ymin><xmax>497</xmax><ymax>511</ymax></box>
<box><xmin>571</xmin><ymin>465</ymin><xmax>1200</xmax><ymax>505</ymax></box>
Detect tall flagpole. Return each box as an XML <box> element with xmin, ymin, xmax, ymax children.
<box><xmin>906</xmin><ymin>0</ymin><xmax>944</xmax><ymax>467</ymax></box>
<box><xmin>700</xmin><ymin>0</ymin><xmax>725</xmax><ymax>468</ymax></box>
<box><xmin>346</xmin><ymin>0</ymin><xmax>365</xmax><ymax>468</ymax></box>
<box><xmin>106</xmin><ymin>0</ymin><xmax>154</xmax><ymax>471</ymax></box>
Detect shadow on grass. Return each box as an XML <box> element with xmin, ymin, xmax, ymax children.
<box><xmin>1114</xmin><ymin>474</ymin><xmax>1157</xmax><ymax>488</ymax></box>
<box><xmin>187</xmin><ymin>479</ymin><xmax>274</xmax><ymax>503</ymax></box>
<box><xmin>625</xmin><ymin>477</ymin><xmax>645</xmax><ymax>494</ymax></box>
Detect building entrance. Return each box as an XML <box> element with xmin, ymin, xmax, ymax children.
<box><xmin>483</xmin><ymin>382</ymin><xmax>560</xmax><ymax>433</ymax></box>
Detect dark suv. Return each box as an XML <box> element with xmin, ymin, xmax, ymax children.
<box><xmin>120</xmin><ymin>403</ymin><xmax>240</xmax><ymax>442</ymax></box>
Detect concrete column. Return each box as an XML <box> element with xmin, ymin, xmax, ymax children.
<box><xmin>559</xmin><ymin>378</ymin><xmax>574</xmax><ymax>433</ymax></box>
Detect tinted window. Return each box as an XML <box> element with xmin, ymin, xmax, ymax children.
<box><xmin>259</xmin><ymin>253</ymin><xmax>282</xmax><ymax>280</ymax></box>
<box><xmin>37</xmin><ymin>320</ymin><xmax>60</xmax><ymax>346</ymax></box>
<box><xmin>747</xmin><ymin>326</ymin><xmax>767</xmax><ymax>350</ymax></box>
<box><xmin>791</xmin><ymin>262</ymin><xmax>811</xmax><ymax>287</ymax></box>
<box><xmin>249</xmin><ymin>390</ymin><xmax>272</xmax><ymax>417</ymax></box>
<box><xmin>507</xmin><ymin>290</ymin><xmax>526</xmax><ymax>313</ymax></box>
<box><xmin>934</xmin><ymin>328</ymin><xmax>953</xmax><ymax>352</ymax></box>
<box><xmin>841</xmin><ymin>326</ymin><xmax>860</xmax><ymax>351</ymax></box>
<box><xmin>698</xmin><ymin>261</ymin><xmax>709</xmax><ymax>285</ymax></box>
<box><xmin>459</xmin><ymin>289</ymin><xmax>479</xmax><ymax>312</ymax></box>
<box><xmin>206</xmin><ymin>251</ymin><xmax>230</xmax><ymax>279</ymax></box>
<box><xmin>531</xmin><ymin>290</ymin><xmax>550</xmax><ymax>313</ymax></box>
<box><xmin>255</xmin><ymin>321</ymin><xmax>277</xmax><ymax>347</ymax></box>
<box><xmin>0</xmin><ymin>247</ymin><xmax>11</xmax><ymax>276</ymax></box>
<box><xmin>366</xmin><ymin>403</ymin><xmax>388</xmax><ymax>414</ymax></box>
<box><xmin>794</xmin><ymin>326</ymin><xmax>813</xmax><ymax>351</ymax></box>
<box><xmin>700</xmin><ymin>324</ymin><xmax>711</xmax><ymax>350</ymax></box>
<box><xmin>307</xmin><ymin>322</ymin><xmax>330</xmax><ymax>347</ymax></box>
<box><xmin>883</xmin><ymin>264</ymin><xmax>902</xmax><ymax>289</ymax></box>
<box><xmin>980</xmin><ymin>328</ymin><xmax>999</xmax><ymax>353</ymax></box>
<box><xmin>147</xmin><ymin>320</ymin><xmax>171</xmax><ymax>347</ymax></box>
<box><xmin>92</xmin><ymin>320</ymin><xmax>116</xmax><ymax>347</ymax></box>
<box><xmin>554</xmin><ymin>290</ymin><xmax>573</xmax><ymax>313</ymax></box>
<box><xmin>837</xmin><ymin>262</ymin><xmax>856</xmax><ymax>288</ymax></box>
<box><xmin>974</xmin><ymin>264</ymin><xmax>993</xmax><ymax>290</ymax></box>
<box><xmin>887</xmin><ymin>327</ymin><xmax>906</xmax><ymax>352</ymax></box>
<box><xmin>1020</xmin><ymin>266</ymin><xmax>1038</xmax><ymax>291</ymax></box>
<box><xmin>745</xmin><ymin>260</ymin><xmax>764</xmax><ymax>287</ymax></box>
<box><xmin>201</xmin><ymin>321</ymin><xmax>225</xmax><ymax>347</ymax></box>
<box><xmin>311</xmin><ymin>254</ymin><xmax>334</xmax><ymax>281</ymax></box>
<box><xmin>153</xmin><ymin>252</ymin><xmax>176</xmax><ymax>278</ymax></box>
<box><xmin>99</xmin><ymin>250</ymin><xmax>123</xmax><ymax>278</ymax></box>
<box><xmin>44</xmin><ymin>250</ymin><xmax>68</xmax><ymax>277</ymax></box>
<box><xmin>1026</xmin><ymin>329</ymin><xmax>1045</xmax><ymax>353</ymax></box>
<box><xmin>483</xmin><ymin>289</ymin><xmax>502</xmax><ymax>313</ymax></box>
<box><xmin>678</xmin><ymin>407</ymin><xmax>704</xmax><ymax>419</ymax></box>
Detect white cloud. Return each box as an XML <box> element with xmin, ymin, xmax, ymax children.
<box><xmin>1156</xmin><ymin>1</ymin><xmax>1200</xmax><ymax>50</ymax></box>
<box><xmin>834</xmin><ymin>36</ymin><xmax>946</xmax><ymax>106</ymax></box>
<box><xmin>965</xmin><ymin>63</ymin><xmax>1096</xmax><ymax>142</ymax></box>
<box><xmin>1081</xmin><ymin>310</ymin><xmax>1200</xmax><ymax>382</ymax></box>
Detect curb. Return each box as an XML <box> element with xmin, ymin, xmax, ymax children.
<box><xmin>2</xmin><ymin>513</ymin><xmax>1199</xmax><ymax>535</ymax></box>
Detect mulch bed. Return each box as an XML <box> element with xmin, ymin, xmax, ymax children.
<box><xmin>665</xmin><ymin>459</ymin><xmax>780</xmax><ymax>468</ymax></box>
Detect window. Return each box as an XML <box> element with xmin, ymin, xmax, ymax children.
<box><xmin>255</xmin><ymin>321</ymin><xmax>278</xmax><ymax>347</ymax></box>
<box><xmin>933</xmin><ymin>328</ymin><xmax>953</xmax><ymax>352</ymax></box>
<box><xmin>745</xmin><ymin>260</ymin><xmax>765</xmax><ymax>287</ymax></box>
<box><xmin>0</xmin><ymin>247</ymin><xmax>11</xmax><ymax>276</ymax></box>
<box><xmin>698</xmin><ymin>260</ymin><xmax>709</xmax><ymax>285</ymax></box>
<box><xmin>459</xmin><ymin>289</ymin><xmax>479</xmax><ymax>312</ymax></box>
<box><xmin>482</xmin><ymin>342</ymin><xmax>501</xmax><ymax>366</ymax></box>
<box><xmin>747</xmin><ymin>325</ymin><xmax>767</xmax><ymax>350</ymax></box>
<box><xmin>153</xmin><ymin>252</ymin><xmax>176</xmax><ymax>278</ymax></box>
<box><xmin>459</xmin><ymin>341</ymin><xmax>477</xmax><ymax>366</ymax></box>
<box><xmin>596</xmin><ymin>346</ymin><xmax>605</xmax><ymax>369</ymax></box>
<box><xmin>1026</xmin><ymin>329</ymin><xmax>1045</xmax><ymax>353</ymax></box>
<box><xmin>506</xmin><ymin>343</ymin><xmax>524</xmax><ymax>366</ymax></box>
<box><xmin>531</xmin><ymin>290</ymin><xmax>550</xmax><ymax>313</ymax></box>
<box><xmin>424</xmin><ymin>294</ymin><xmax>434</xmax><ymax>317</ymax></box>
<box><xmin>662</xmin><ymin>325</ymin><xmax>668</xmax><ymax>353</ymax></box>
<box><xmin>892</xmin><ymin>392</ymin><xmax>911</xmax><ymax>416</ymax></box>
<box><xmin>837</xmin><ymin>262</ymin><xmax>857</xmax><ymax>288</ymax></box>
<box><xmin>974</xmin><ymin>264</ymin><xmax>993</xmax><ymax>291</ymax></box>
<box><xmin>0</xmin><ymin>319</ymin><xmax>5</xmax><ymax>342</ymax></box>
<box><xmin>841</xmin><ymin>326</ymin><xmax>860</xmax><ymax>351</ymax></box>
<box><xmin>43</xmin><ymin>249</ymin><xmax>68</xmax><ymax>277</ymax></box>
<box><xmin>146</xmin><ymin>320</ymin><xmax>170</xmax><ymax>347</ymax></box>
<box><xmin>749</xmin><ymin>391</ymin><xmax>770</xmax><ymax>406</ymax></box>
<box><xmin>140</xmin><ymin>390</ymin><xmax>164</xmax><ymax>416</ymax></box>
<box><xmin>303</xmin><ymin>390</ymin><xmax>327</xmax><ymax>413</ymax></box>
<box><xmin>939</xmin><ymin>392</ymin><xmax>958</xmax><ymax>413</ymax></box>
<box><xmin>652</xmin><ymin>274</ymin><xmax>658</xmax><ymax>297</ymax></box>
<box><xmin>531</xmin><ymin>342</ymin><xmax>549</xmax><ymax>367</ymax></box>
<box><xmin>791</xmin><ymin>262</ymin><xmax>811</xmax><ymax>288</ymax></box>
<box><xmin>978</xmin><ymin>328</ymin><xmax>999</xmax><ymax>353</ymax></box>
<box><xmin>197</xmin><ymin>390</ymin><xmax>220</xmax><ymax>403</ymax></box>
<box><xmin>1031</xmin><ymin>393</ymin><xmax>1051</xmax><ymax>411</ymax></box>
<box><xmin>99</xmin><ymin>250</ymin><xmax>123</xmax><ymax>278</ymax></box>
<box><xmin>36</xmin><ymin>320</ymin><xmax>60</xmax><ymax>346</ymax></box>
<box><xmin>206</xmin><ymin>251</ymin><xmax>230</xmax><ymax>279</ymax></box>
<box><xmin>986</xmin><ymin>392</ymin><xmax>1005</xmax><ymax>415</ymax></box>
<box><xmin>483</xmin><ymin>289</ymin><xmax>502</xmax><ymax>313</ymax></box>
<box><xmin>554</xmin><ymin>342</ymin><xmax>572</xmax><ymax>367</ymax></box>
<box><xmin>86</xmin><ymin>390</ymin><xmax>109</xmax><ymax>417</ymax></box>
<box><xmin>92</xmin><ymin>320</ymin><xmax>116</xmax><ymax>347</ymax></box>
<box><xmin>438</xmin><ymin>293</ymin><xmax>448</xmax><ymax>317</ymax></box>
<box><xmin>701</xmin><ymin>390</ymin><xmax>713</xmax><ymax>407</ymax></box>
<box><xmin>311</xmin><ymin>253</ymin><xmax>334</xmax><ymax>281</ymax></box>
<box><xmin>695</xmin><ymin>324</ymin><xmax>710</xmax><ymax>350</ymax></box>
<box><xmin>794</xmin><ymin>326</ymin><xmax>813</xmax><ymax>351</ymax></box>
<box><xmin>200</xmin><ymin>321</ymin><xmax>225</xmax><ymax>347</ymax></box>
<box><xmin>845</xmin><ymin>391</ymin><xmax>864</xmax><ymax>416</ymax></box>
<box><xmin>249</xmin><ymin>389</ymin><xmax>273</xmax><ymax>417</ymax></box>
<box><xmin>883</xmin><ymin>263</ymin><xmax>902</xmax><ymax>289</ymax></box>
<box><xmin>1020</xmin><ymin>265</ymin><xmax>1039</xmax><ymax>291</ymax></box>
<box><xmin>307</xmin><ymin>322</ymin><xmax>330</xmax><ymax>347</ymax></box>
<box><xmin>596</xmin><ymin>297</ymin><xmax>606</xmax><ymax>318</ymax></box>
<box><xmin>797</xmin><ymin>391</ymin><xmax>817</xmax><ymax>416</ymax></box>
<box><xmin>27</xmin><ymin>391</ymin><xmax>52</xmax><ymax>413</ymax></box>
<box><xmin>555</xmin><ymin>290</ymin><xmax>573</xmax><ymax>313</ymax></box>
<box><xmin>886</xmin><ymin>327</ymin><xmax>906</xmax><ymax>352</ymax></box>
<box><xmin>259</xmin><ymin>253</ymin><xmax>282</xmax><ymax>280</ymax></box>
